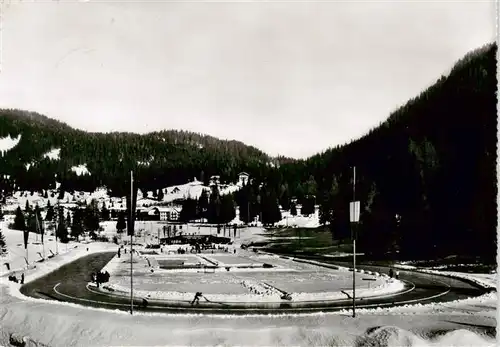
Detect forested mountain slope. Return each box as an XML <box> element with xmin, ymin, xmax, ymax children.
<box><xmin>0</xmin><ymin>110</ymin><xmax>293</xmax><ymax>195</ymax></box>
<box><xmin>289</xmin><ymin>42</ymin><xmax>496</xmax><ymax>261</ymax></box>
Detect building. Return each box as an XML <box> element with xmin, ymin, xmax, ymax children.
<box><xmin>209</xmin><ymin>175</ymin><xmax>220</xmax><ymax>187</ymax></box>
<box><xmin>238</xmin><ymin>172</ymin><xmax>249</xmax><ymax>186</ymax></box>
<box><xmin>149</xmin><ymin>206</ymin><xmax>181</xmax><ymax>221</ymax></box>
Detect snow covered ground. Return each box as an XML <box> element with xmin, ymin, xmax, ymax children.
<box><xmin>0</xmin><ymin>223</ymin><xmax>497</xmax><ymax>346</ymax></box>
<box><xmin>393</xmin><ymin>263</ymin><xmax>498</xmax><ymax>291</ymax></box>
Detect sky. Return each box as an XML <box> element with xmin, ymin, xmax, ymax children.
<box><xmin>0</xmin><ymin>0</ymin><xmax>495</xmax><ymax>159</ymax></box>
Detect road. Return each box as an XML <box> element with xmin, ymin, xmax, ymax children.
<box><xmin>19</xmin><ymin>252</ymin><xmax>488</xmax><ymax>315</ymax></box>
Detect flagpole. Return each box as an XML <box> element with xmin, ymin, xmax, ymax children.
<box><xmin>130</xmin><ymin>170</ymin><xmax>134</xmax><ymax>315</ymax></box>
<box><xmin>25</xmin><ymin>229</ymin><xmax>29</xmax><ymax>266</ymax></box>
<box><xmin>56</xmin><ymin>202</ymin><xmax>59</xmax><ymax>254</ymax></box>
<box><xmin>352</xmin><ymin>166</ymin><xmax>356</xmax><ymax>318</ymax></box>
<box><xmin>36</xmin><ymin>211</ymin><xmax>45</xmax><ymax>259</ymax></box>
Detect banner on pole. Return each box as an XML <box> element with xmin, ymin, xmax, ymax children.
<box><xmin>127</xmin><ymin>177</ymin><xmax>138</xmax><ymax>236</ymax></box>
<box><xmin>23</xmin><ymin>229</ymin><xmax>29</xmax><ymax>249</ymax></box>
<box><xmin>38</xmin><ymin>216</ymin><xmax>44</xmax><ymax>244</ymax></box>
<box><xmin>349</xmin><ymin>201</ymin><xmax>360</xmax><ymax>223</ymax></box>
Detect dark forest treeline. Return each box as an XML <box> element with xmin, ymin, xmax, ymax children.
<box><xmin>0</xmin><ymin>43</ymin><xmax>496</xmax><ymax>261</ymax></box>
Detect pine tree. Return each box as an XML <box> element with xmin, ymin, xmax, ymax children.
<box><xmin>238</xmin><ymin>200</ymin><xmax>251</xmax><ymax>224</ymax></box>
<box><xmin>35</xmin><ymin>205</ymin><xmax>43</xmax><ymax>232</ymax></box>
<box><xmin>261</xmin><ymin>190</ymin><xmax>281</xmax><ymax>226</ymax></box>
<box><xmin>197</xmin><ymin>189</ymin><xmax>209</xmax><ymax>220</ymax></box>
<box><xmin>56</xmin><ymin>211</ymin><xmax>68</xmax><ymax>243</ymax></box>
<box><xmin>13</xmin><ymin>206</ymin><xmax>26</xmax><ymax>231</ymax></box>
<box><xmin>84</xmin><ymin>205</ymin><xmax>100</xmax><ymax>232</ymax></box>
<box><xmin>116</xmin><ymin>212</ymin><xmax>126</xmax><ymax>233</ymax></box>
<box><xmin>208</xmin><ymin>186</ymin><xmax>222</xmax><ymax>224</ymax></box>
<box><xmin>304</xmin><ymin>175</ymin><xmax>317</xmax><ymax>197</ymax></box>
<box><xmin>220</xmin><ymin>194</ymin><xmax>236</xmax><ymax>224</ymax></box>
<box><xmin>319</xmin><ymin>176</ymin><xmax>339</xmax><ymax>226</ymax></box>
<box><xmin>25</xmin><ymin>200</ymin><xmax>31</xmax><ymax>213</ymax></box>
<box><xmin>66</xmin><ymin>211</ymin><xmax>72</xmax><ymax>228</ymax></box>
<box><xmin>179</xmin><ymin>197</ymin><xmax>197</xmax><ymax>223</ymax></box>
<box><xmin>301</xmin><ymin>195</ymin><xmax>316</xmax><ymax>216</ymax></box>
<box><xmin>0</xmin><ymin>231</ymin><xmax>6</xmax><ymax>256</ymax></box>
<box><xmin>46</xmin><ymin>201</ymin><xmax>54</xmax><ymax>221</ymax></box>
<box><xmin>295</xmin><ymin>183</ymin><xmax>305</xmax><ymax>202</ymax></box>
<box><xmin>290</xmin><ymin>202</ymin><xmax>297</xmax><ymax>216</ymax></box>
<box><xmin>26</xmin><ymin>205</ymin><xmax>43</xmax><ymax>234</ymax></box>
<box><xmin>157</xmin><ymin>188</ymin><xmax>164</xmax><ymax>201</ymax></box>
<box><xmin>71</xmin><ymin>208</ymin><xmax>84</xmax><ymax>241</ymax></box>
<box><xmin>278</xmin><ymin>184</ymin><xmax>291</xmax><ymax>211</ymax></box>
<box><xmin>236</xmin><ymin>183</ymin><xmax>251</xmax><ymax>224</ymax></box>
<box><xmin>101</xmin><ymin>204</ymin><xmax>110</xmax><ymax>221</ymax></box>
<box><xmin>55</xmin><ymin>206</ymin><xmax>63</xmax><ymax>225</ymax></box>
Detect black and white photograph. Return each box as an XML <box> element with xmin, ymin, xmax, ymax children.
<box><xmin>0</xmin><ymin>0</ymin><xmax>497</xmax><ymax>346</ymax></box>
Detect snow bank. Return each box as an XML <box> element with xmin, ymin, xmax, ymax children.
<box><xmin>393</xmin><ymin>263</ymin><xmax>497</xmax><ymax>291</ymax></box>
<box><xmin>429</xmin><ymin>329</ymin><xmax>495</xmax><ymax>347</ymax></box>
<box><xmin>355</xmin><ymin>326</ymin><xmax>495</xmax><ymax>347</ymax></box>
<box><xmin>354</xmin><ymin>326</ymin><xmax>428</xmax><ymax>346</ymax></box>
<box><xmin>335</xmin><ymin>291</ymin><xmax>498</xmax><ymax>317</ymax></box>
<box><xmin>417</xmin><ymin>269</ymin><xmax>497</xmax><ymax>291</ymax></box>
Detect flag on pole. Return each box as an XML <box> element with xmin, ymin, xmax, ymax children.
<box><xmin>127</xmin><ymin>175</ymin><xmax>138</xmax><ymax>236</ymax></box>
<box><xmin>36</xmin><ymin>211</ymin><xmax>44</xmax><ymax>244</ymax></box>
<box><xmin>23</xmin><ymin>228</ymin><xmax>29</xmax><ymax>249</ymax></box>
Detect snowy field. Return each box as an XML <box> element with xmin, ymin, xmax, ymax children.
<box><xmin>0</xmin><ymin>222</ymin><xmax>497</xmax><ymax>346</ymax></box>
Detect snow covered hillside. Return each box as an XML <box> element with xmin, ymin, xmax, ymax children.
<box><xmin>0</xmin><ymin>134</ymin><xmax>21</xmax><ymax>156</ymax></box>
